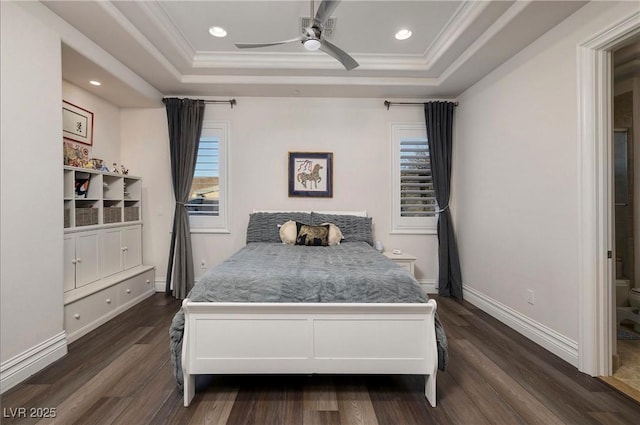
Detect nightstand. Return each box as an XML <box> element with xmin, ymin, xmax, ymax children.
<box><xmin>383</xmin><ymin>251</ymin><xmax>417</xmax><ymax>276</ymax></box>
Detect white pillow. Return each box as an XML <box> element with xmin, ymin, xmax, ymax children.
<box><xmin>322</xmin><ymin>223</ymin><xmax>344</xmax><ymax>246</ymax></box>
<box><xmin>279</xmin><ymin>220</ymin><xmax>298</xmax><ymax>244</ymax></box>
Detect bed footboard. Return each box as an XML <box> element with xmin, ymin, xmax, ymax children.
<box><xmin>181</xmin><ymin>299</ymin><xmax>438</xmax><ymax>407</ymax></box>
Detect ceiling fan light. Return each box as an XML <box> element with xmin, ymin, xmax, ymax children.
<box><xmin>395</xmin><ymin>29</ymin><xmax>412</xmax><ymax>40</ymax></box>
<box><xmin>303</xmin><ymin>39</ymin><xmax>321</xmax><ymax>51</ymax></box>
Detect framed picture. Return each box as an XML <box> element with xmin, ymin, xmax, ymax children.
<box><xmin>62</xmin><ymin>101</ymin><xmax>94</xmax><ymax>146</ymax></box>
<box><xmin>288</xmin><ymin>152</ymin><xmax>333</xmax><ymax>197</ymax></box>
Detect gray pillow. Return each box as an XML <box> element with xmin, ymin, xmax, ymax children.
<box><xmin>246</xmin><ymin>212</ymin><xmax>311</xmax><ymax>243</ymax></box>
<box><xmin>310</xmin><ymin>212</ymin><xmax>373</xmax><ymax>245</ymax></box>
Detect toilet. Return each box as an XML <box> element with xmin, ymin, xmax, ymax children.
<box><xmin>616</xmin><ymin>279</ymin><xmax>631</xmax><ymax>307</ymax></box>
<box><xmin>616</xmin><ymin>279</ymin><xmax>640</xmax><ymax>308</ymax></box>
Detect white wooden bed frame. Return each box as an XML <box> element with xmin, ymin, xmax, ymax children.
<box><xmin>180</xmin><ymin>211</ymin><xmax>439</xmax><ymax>407</ymax></box>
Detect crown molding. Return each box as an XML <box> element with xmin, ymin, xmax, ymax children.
<box><xmin>421</xmin><ymin>0</ymin><xmax>492</xmax><ymax>69</ymax></box>
<box><xmin>138</xmin><ymin>0</ymin><xmax>196</xmax><ymax>66</ymax></box>
<box><xmin>96</xmin><ymin>1</ymin><xmax>182</xmax><ymax>80</ymax></box>
<box><xmin>439</xmin><ymin>0</ymin><xmax>531</xmax><ymax>82</ymax></box>
<box><xmin>181</xmin><ymin>73</ymin><xmax>440</xmax><ymax>88</ymax></box>
<box><xmin>192</xmin><ymin>51</ymin><xmax>430</xmax><ymax>71</ymax></box>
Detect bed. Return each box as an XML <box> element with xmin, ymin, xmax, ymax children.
<box><xmin>169</xmin><ymin>211</ymin><xmax>448</xmax><ymax>407</ymax></box>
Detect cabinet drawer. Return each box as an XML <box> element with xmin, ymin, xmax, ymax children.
<box><xmin>383</xmin><ymin>252</ymin><xmax>416</xmax><ymax>277</ymax></box>
<box><xmin>395</xmin><ymin>261</ymin><xmax>413</xmax><ymax>273</ymax></box>
<box><xmin>117</xmin><ymin>269</ymin><xmax>155</xmax><ymax>305</ymax></box>
<box><xmin>64</xmin><ymin>286</ymin><xmax>118</xmax><ymax>336</ymax></box>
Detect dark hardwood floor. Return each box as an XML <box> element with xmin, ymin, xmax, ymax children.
<box><xmin>1</xmin><ymin>294</ymin><xmax>638</xmax><ymax>425</ymax></box>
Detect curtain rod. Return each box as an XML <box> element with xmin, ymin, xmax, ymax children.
<box><xmin>384</xmin><ymin>100</ymin><xmax>458</xmax><ymax>110</ymax></box>
<box><xmin>204</xmin><ymin>99</ymin><xmax>237</xmax><ymax>109</ymax></box>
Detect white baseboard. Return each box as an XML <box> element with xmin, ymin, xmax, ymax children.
<box><xmin>419</xmin><ymin>279</ymin><xmax>438</xmax><ymax>295</ymax></box>
<box><xmin>154</xmin><ymin>278</ymin><xmax>197</xmax><ymax>293</ymax></box>
<box><xmin>0</xmin><ymin>332</ymin><xmax>67</xmax><ymax>394</ymax></box>
<box><xmin>155</xmin><ymin>278</ymin><xmax>165</xmax><ymax>293</ymax></box>
<box><xmin>463</xmin><ymin>286</ymin><xmax>579</xmax><ymax>367</ymax></box>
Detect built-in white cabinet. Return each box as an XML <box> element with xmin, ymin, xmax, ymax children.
<box><xmin>123</xmin><ymin>226</ymin><xmax>142</xmax><ymax>269</ymax></box>
<box><xmin>64</xmin><ymin>267</ymin><xmax>155</xmax><ymax>343</ymax></box>
<box><xmin>63</xmin><ymin>231</ymin><xmax>101</xmax><ymax>291</ymax></box>
<box><xmin>102</xmin><ymin>225</ymin><xmax>142</xmax><ymax>278</ymax></box>
<box><xmin>102</xmin><ymin>228</ymin><xmax>124</xmax><ymax>277</ymax></box>
<box><xmin>63</xmin><ymin>166</ymin><xmax>154</xmax><ymax>343</ymax></box>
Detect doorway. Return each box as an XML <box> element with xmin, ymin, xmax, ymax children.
<box><xmin>576</xmin><ymin>12</ymin><xmax>639</xmax><ymax>382</ymax></box>
<box><xmin>610</xmin><ymin>42</ymin><xmax>640</xmax><ymax>397</ymax></box>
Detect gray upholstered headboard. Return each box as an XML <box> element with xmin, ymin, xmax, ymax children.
<box><xmin>254</xmin><ymin>210</ymin><xmax>367</xmax><ymax>217</ymax></box>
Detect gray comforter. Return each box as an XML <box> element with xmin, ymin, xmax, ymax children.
<box><xmin>169</xmin><ymin>242</ymin><xmax>448</xmax><ymax>391</ymax></box>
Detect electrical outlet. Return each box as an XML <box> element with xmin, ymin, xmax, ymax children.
<box><xmin>200</xmin><ymin>259</ymin><xmax>206</xmax><ymax>269</ymax></box>
<box><xmin>526</xmin><ymin>289</ymin><xmax>535</xmax><ymax>305</ymax></box>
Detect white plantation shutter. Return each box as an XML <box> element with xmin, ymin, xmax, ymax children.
<box><xmin>188</xmin><ymin>138</ymin><xmax>219</xmax><ymax>217</ymax></box>
<box><xmin>400</xmin><ymin>139</ymin><xmax>436</xmax><ymax>217</ymax></box>
<box><xmin>188</xmin><ymin>121</ymin><xmax>229</xmax><ymax>232</ymax></box>
<box><xmin>194</xmin><ymin>139</ymin><xmax>219</xmax><ymax>179</ymax></box>
<box><xmin>392</xmin><ymin>124</ymin><xmax>437</xmax><ymax>234</ymax></box>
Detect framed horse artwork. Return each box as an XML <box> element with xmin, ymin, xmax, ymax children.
<box><xmin>288</xmin><ymin>152</ymin><xmax>333</xmax><ymax>197</ymax></box>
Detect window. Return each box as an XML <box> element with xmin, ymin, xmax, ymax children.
<box><xmin>187</xmin><ymin>121</ymin><xmax>229</xmax><ymax>232</ymax></box>
<box><xmin>391</xmin><ymin>124</ymin><xmax>437</xmax><ymax>234</ymax></box>
<box><xmin>187</xmin><ymin>138</ymin><xmax>219</xmax><ymax>217</ymax></box>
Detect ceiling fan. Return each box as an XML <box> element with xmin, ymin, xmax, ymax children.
<box><xmin>234</xmin><ymin>0</ymin><xmax>359</xmax><ymax>71</ymax></box>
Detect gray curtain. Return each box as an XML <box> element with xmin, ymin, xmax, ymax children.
<box><xmin>425</xmin><ymin>101</ymin><xmax>463</xmax><ymax>298</ymax></box>
<box><xmin>163</xmin><ymin>98</ymin><xmax>205</xmax><ymax>299</ymax></box>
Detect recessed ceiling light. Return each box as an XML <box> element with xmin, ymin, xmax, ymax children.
<box><xmin>89</xmin><ymin>80</ymin><xmax>101</xmax><ymax>86</ymax></box>
<box><xmin>395</xmin><ymin>29</ymin><xmax>412</xmax><ymax>41</ymax></box>
<box><xmin>209</xmin><ymin>26</ymin><xmax>227</xmax><ymax>38</ymax></box>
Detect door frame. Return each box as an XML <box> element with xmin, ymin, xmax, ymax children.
<box><xmin>577</xmin><ymin>11</ymin><xmax>639</xmax><ymax>377</ymax></box>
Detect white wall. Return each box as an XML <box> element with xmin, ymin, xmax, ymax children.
<box><xmin>0</xmin><ymin>1</ymin><xmax>66</xmax><ymax>385</ymax></box>
<box><xmin>62</xmin><ymin>80</ymin><xmax>121</xmax><ymax>164</ymax></box>
<box><xmin>453</xmin><ymin>1</ymin><xmax>639</xmax><ymax>346</ymax></box>
<box><xmin>121</xmin><ymin>98</ymin><xmax>439</xmax><ymax>287</ymax></box>
<box><xmin>120</xmin><ymin>108</ymin><xmax>173</xmax><ymax>283</ymax></box>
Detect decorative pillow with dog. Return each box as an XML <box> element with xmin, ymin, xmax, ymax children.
<box><xmin>295</xmin><ymin>223</ymin><xmax>330</xmax><ymax>246</ymax></box>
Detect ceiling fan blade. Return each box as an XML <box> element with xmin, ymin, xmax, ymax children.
<box><xmin>319</xmin><ymin>39</ymin><xmax>359</xmax><ymax>70</ymax></box>
<box><xmin>314</xmin><ymin>0</ymin><xmax>340</xmax><ymax>26</ymax></box>
<box><xmin>235</xmin><ymin>36</ymin><xmax>303</xmax><ymax>49</ymax></box>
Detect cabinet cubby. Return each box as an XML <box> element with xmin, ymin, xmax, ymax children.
<box><xmin>64</xmin><ymin>166</ymin><xmax>141</xmax><ymax>228</ymax></box>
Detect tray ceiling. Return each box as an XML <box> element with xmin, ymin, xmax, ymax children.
<box><xmin>44</xmin><ymin>0</ymin><xmax>588</xmax><ymax>106</ymax></box>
